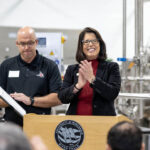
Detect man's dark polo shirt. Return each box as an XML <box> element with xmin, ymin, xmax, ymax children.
<box><xmin>0</xmin><ymin>51</ymin><xmax>62</xmax><ymax>126</ymax></box>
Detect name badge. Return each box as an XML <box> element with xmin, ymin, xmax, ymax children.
<box><xmin>8</xmin><ymin>71</ymin><xmax>20</xmax><ymax>78</ymax></box>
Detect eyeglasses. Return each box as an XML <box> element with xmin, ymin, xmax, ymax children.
<box><xmin>17</xmin><ymin>40</ymin><xmax>36</xmax><ymax>47</ymax></box>
<box><xmin>82</xmin><ymin>39</ymin><xmax>99</xmax><ymax>45</ymax></box>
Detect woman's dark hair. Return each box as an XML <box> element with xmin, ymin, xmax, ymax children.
<box><xmin>76</xmin><ymin>27</ymin><xmax>107</xmax><ymax>63</ymax></box>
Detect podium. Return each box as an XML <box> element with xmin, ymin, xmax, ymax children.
<box><xmin>23</xmin><ymin>114</ymin><xmax>131</xmax><ymax>150</ymax></box>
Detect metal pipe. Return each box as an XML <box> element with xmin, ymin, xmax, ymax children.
<box><xmin>139</xmin><ymin>0</ymin><xmax>144</xmax><ymax>119</ymax></box>
<box><xmin>123</xmin><ymin>0</ymin><xmax>127</xmax><ymax>59</ymax></box>
<box><xmin>118</xmin><ymin>92</ymin><xmax>150</xmax><ymax>100</ymax></box>
<box><xmin>122</xmin><ymin>0</ymin><xmax>127</xmax><ymax>92</ymax></box>
<box><xmin>135</xmin><ymin>0</ymin><xmax>144</xmax><ymax>119</ymax></box>
<box><xmin>135</xmin><ymin>0</ymin><xmax>139</xmax><ymax>57</ymax></box>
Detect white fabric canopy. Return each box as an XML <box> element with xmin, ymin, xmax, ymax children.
<box><xmin>0</xmin><ymin>0</ymin><xmax>150</xmax><ymax>61</ymax></box>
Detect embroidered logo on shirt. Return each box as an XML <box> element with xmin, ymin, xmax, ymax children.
<box><xmin>36</xmin><ymin>71</ymin><xmax>44</xmax><ymax>78</ymax></box>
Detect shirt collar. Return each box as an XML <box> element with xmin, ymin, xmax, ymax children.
<box><xmin>17</xmin><ymin>50</ymin><xmax>40</xmax><ymax>68</ymax></box>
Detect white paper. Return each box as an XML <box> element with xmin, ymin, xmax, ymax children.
<box><xmin>0</xmin><ymin>87</ymin><xmax>26</xmax><ymax>117</ymax></box>
<box><xmin>8</xmin><ymin>71</ymin><xmax>20</xmax><ymax>77</ymax></box>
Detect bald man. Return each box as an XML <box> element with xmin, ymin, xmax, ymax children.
<box><xmin>106</xmin><ymin>121</ymin><xmax>145</xmax><ymax>150</ymax></box>
<box><xmin>0</xmin><ymin>26</ymin><xmax>62</xmax><ymax>126</ymax></box>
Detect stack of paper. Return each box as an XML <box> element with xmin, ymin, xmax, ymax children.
<box><xmin>0</xmin><ymin>87</ymin><xmax>26</xmax><ymax>117</ymax></box>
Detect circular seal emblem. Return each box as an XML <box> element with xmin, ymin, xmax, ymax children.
<box><xmin>55</xmin><ymin>120</ymin><xmax>84</xmax><ymax>150</ymax></box>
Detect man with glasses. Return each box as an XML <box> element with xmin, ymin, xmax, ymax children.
<box><xmin>0</xmin><ymin>26</ymin><xmax>62</xmax><ymax>126</ymax></box>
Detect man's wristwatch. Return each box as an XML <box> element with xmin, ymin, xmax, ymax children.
<box><xmin>30</xmin><ymin>97</ymin><xmax>34</xmax><ymax>106</ymax></box>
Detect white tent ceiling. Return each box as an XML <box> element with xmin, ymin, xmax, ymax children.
<box><xmin>0</xmin><ymin>0</ymin><xmax>122</xmax><ymax>29</ymax></box>
<box><xmin>0</xmin><ymin>0</ymin><xmax>150</xmax><ymax>61</ymax></box>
